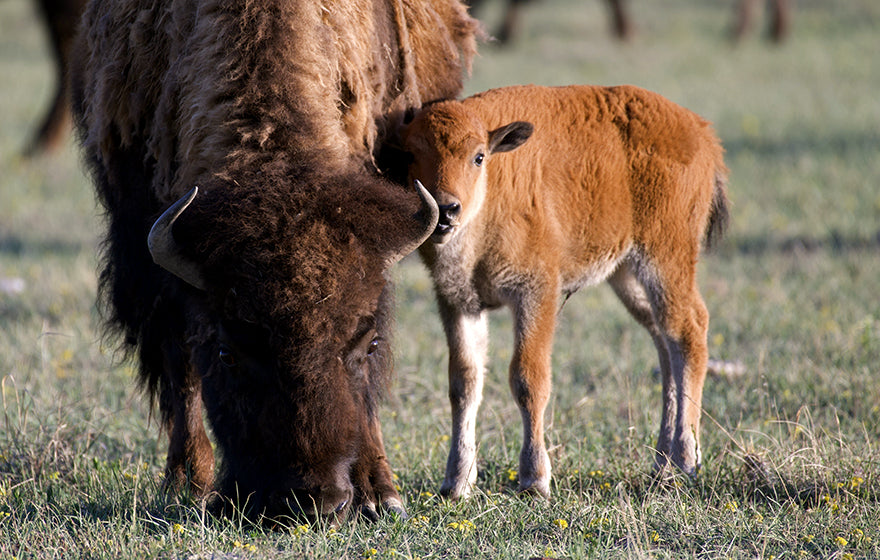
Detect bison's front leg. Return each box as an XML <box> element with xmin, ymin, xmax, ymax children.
<box><xmin>438</xmin><ymin>299</ymin><xmax>488</xmax><ymax>500</ymax></box>
<box><xmin>352</xmin><ymin>416</ymin><xmax>406</xmax><ymax>521</ymax></box>
<box><xmin>509</xmin><ymin>285</ymin><xmax>557</xmax><ymax>499</ymax></box>
<box><xmin>159</xmin><ymin>341</ymin><xmax>214</xmax><ymax>495</ymax></box>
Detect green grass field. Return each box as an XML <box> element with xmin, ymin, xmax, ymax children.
<box><xmin>1</xmin><ymin>0</ymin><xmax>879</xmax><ymax>557</ymax></box>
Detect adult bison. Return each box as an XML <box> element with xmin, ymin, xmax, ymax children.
<box><xmin>70</xmin><ymin>0</ymin><xmax>478</xmax><ymax>523</ymax></box>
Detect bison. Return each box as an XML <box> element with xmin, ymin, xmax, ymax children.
<box><xmin>401</xmin><ymin>84</ymin><xmax>729</xmax><ymax>498</ymax></box>
<box><xmin>24</xmin><ymin>0</ymin><xmax>86</xmax><ymax>156</ymax></box>
<box><xmin>468</xmin><ymin>0</ymin><xmax>631</xmax><ymax>45</ymax></box>
<box><xmin>70</xmin><ymin>0</ymin><xmax>479</xmax><ymax>523</ymax></box>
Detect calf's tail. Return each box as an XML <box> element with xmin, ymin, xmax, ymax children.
<box><xmin>703</xmin><ymin>166</ymin><xmax>730</xmax><ymax>250</ymax></box>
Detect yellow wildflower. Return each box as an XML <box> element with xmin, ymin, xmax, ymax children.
<box><xmin>293</xmin><ymin>524</ymin><xmax>309</xmax><ymax>536</ymax></box>
<box><xmin>850</xmin><ymin>476</ymin><xmax>865</xmax><ymax>490</ymax></box>
<box><xmin>448</xmin><ymin>519</ymin><xmax>474</xmax><ymax>533</ymax></box>
<box><xmin>232</xmin><ymin>541</ymin><xmax>257</xmax><ymax>552</ymax></box>
<box><xmin>171</xmin><ymin>523</ymin><xmax>184</xmax><ymax>535</ymax></box>
<box><xmin>835</xmin><ymin>536</ymin><xmax>848</xmax><ymax>547</ymax></box>
<box><xmin>724</xmin><ymin>500</ymin><xmax>738</xmax><ymax>512</ymax></box>
<box><xmin>552</xmin><ymin>518</ymin><xmax>568</xmax><ymax>529</ymax></box>
<box><xmin>507</xmin><ymin>468</ymin><xmax>518</xmax><ymax>481</ymax></box>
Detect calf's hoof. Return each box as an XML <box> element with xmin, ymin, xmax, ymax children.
<box><xmin>517</xmin><ymin>479</ymin><xmax>551</xmax><ymax>499</ymax></box>
<box><xmin>439</xmin><ymin>478</ymin><xmax>474</xmax><ymax>501</ymax></box>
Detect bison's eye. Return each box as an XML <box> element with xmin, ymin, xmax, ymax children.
<box><xmin>367</xmin><ymin>336</ymin><xmax>381</xmax><ymax>356</ymax></box>
<box><xmin>473</xmin><ymin>152</ymin><xmax>484</xmax><ymax>167</ymax></box>
<box><xmin>218</xmin><ymin>345</ymin><xmax>238</xmax><ymax>368</ymax></box>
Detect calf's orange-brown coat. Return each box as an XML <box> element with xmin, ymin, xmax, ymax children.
<box><xmin>402</xmin><ymin>84</ymin><xmax>729</xmax><ymax>498</ymax></box>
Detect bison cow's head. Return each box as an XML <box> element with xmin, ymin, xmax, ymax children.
<box><xmin>146</xmin><ymin>171</ymin><xmax>437</xmax><ymax>523</ymax></box>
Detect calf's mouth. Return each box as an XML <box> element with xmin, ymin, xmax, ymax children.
<box><xmin>432</xmin><ymin>199</ymin><xmax>462</xmax><ymax>243</ymax></box>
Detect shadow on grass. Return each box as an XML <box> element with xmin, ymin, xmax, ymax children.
<box><xmin>724</xmin><ymin>130</ymin><xmax>880</xmax><ymax>162</ymax></box>
<box><xmin>719</xmin><ymin>229</ymin><xmax>880</xmax><ymax>257</ymax></box>
<box><xmin>0</xmin><ymin>232</ymin><xmax>89</xmax><ymax>257</ymax></box>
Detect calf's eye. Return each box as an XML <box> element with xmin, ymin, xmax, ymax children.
<box><xmin>473</xmin><ymin>153</ymin><xmax>484</xmax><ymax>167</ymax></box>
<box><xmin>218</xmin><ymin>345</ymin><xmax>238</xmax><ymax>368</ymax></box>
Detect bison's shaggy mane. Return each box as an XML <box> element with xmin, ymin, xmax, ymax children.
<box><xmin>73</xmin><ymin>0</ymin><xmax>479</xmax><ymax>394</ymax></box>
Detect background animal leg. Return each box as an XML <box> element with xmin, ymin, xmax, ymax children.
<box><xmin>509</xmin><ymin>290</ymin><xmax>556</xmax><ymax>498</ymax></box>
<box><xmin>605</xmin><ymin>0</ymin><xmax>632</xmax><ymax>40</ymax></box>
<box><xmin>731</xmin><ymin>0</ymin><xmax>760</xmax><ymax>42</ymax></box>
<box><xmin>768</xmin><ymin>0</ymin><xmax>791</xmax><ymax>42</ymax></box>
<box><xmin>438</xmin><ymin>301</ymin><xmax>488</xmax><ymax>499</ymax></box>
<box><xmin>25</xmin><ymin>0</ymin><xmax>82</xmax><ymax>155</ymax></box>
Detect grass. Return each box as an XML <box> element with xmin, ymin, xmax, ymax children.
<box><xmin>1</xmin><ymin>0</ymin><xmax>879</xmax><ymax>557</ymax></box>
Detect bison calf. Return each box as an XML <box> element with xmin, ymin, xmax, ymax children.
<box><xmin>402</xmin><ymin>84</ymin><xmax>729</xmax><ymax>499</ymax></box>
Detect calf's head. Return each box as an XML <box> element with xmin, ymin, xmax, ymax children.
<box><xmin>402</xmin><ymin>101</ymin><xmax>533</xmax><ymax>244</ymax></box>
<box><xmin>148</xmin><ymin>172</ymin><xmax>437</xmax><ymax>523</ymax></box>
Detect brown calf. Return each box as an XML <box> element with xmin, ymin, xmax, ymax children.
<box><xmin>402</xmin><ymin>84</ymin><xmax>729</xmax><ymax>498</ymax></box>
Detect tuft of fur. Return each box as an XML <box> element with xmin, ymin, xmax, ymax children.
<box><xmin>704</xmin><ymin>169</ymin><xmax>730</xmax><ymax>250</ymax></box>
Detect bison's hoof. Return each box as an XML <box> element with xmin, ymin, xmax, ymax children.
<box><xmin>359</xmin><ymin>502</ymin><xmax>380</xmax><ymax>523</ymax></box>
<box><xmin>382</xmin><ymin>497</ymin><xmax>407</xmax><ymax>519</ymax></box>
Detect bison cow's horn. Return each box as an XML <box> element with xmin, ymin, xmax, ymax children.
<box><xmin>148</xmin><ymin>187</ymin><xmax>208</xmax><ymax>290</ymax></box>
<box><xmin>385</xmin><ymin>180</ymin><xmax>439</xmax><ymax>266</ymax></box>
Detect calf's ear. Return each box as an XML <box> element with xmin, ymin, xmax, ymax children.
<box><xmin>488</xmin><ymin>121</ymin><xmax>533</xmax><ymax>154</ymax></box>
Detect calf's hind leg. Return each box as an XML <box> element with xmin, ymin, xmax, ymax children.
<box><xmin>609</xmin><ymin>260</ymin><xmax>708</xmax><ymax>476</ymax></box>
<box><xmin>656</xmin><ymin>278</ymin><xmax>708</xmax><ymax>476</ymax></box>
<box><xmin>438</xmin><ymin>299</ymin><xmax>488</xmax><ymax>499</ymax></box>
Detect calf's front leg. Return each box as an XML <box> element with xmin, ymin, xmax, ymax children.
<box><xmin>509</xmin><ymin>287</ymin><xmax>557</xmax><ymax>498</ymax></box>
<box><xmin>438</xmin><ymin>299</ymin><xmax>488</xmax><ymax>499</ymax></box>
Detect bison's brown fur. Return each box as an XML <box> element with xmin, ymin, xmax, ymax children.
<box><xmin>71</xmin><ymin>0</ymin><xmax>478</xmax><ymax>523</ymax></box>
<box><xmin>403</xmin><ymin>84</ymin><xmax>728</xmax><ymax>499</ymax></box>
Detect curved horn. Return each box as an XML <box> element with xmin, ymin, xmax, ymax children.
<box><xmin>148</xmin><ymin>187</ymin><xmax>207</xmax><ymax>290</ymax></box>
<box><xmin>385</xmin><ymin>179</ymin><xmax>439</xmax><ymax>267</ymax></box>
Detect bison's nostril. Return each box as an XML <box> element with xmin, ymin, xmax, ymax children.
<box><xmin>439</xmin><ymin>201</ymin><xmax>461</xmax><ymax>220</ymax></box>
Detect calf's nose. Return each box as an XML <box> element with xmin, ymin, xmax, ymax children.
<box><xmin>439</xmin><ymin>201</ymin><xmax>461</xmax><ymax>222</ymax></box>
